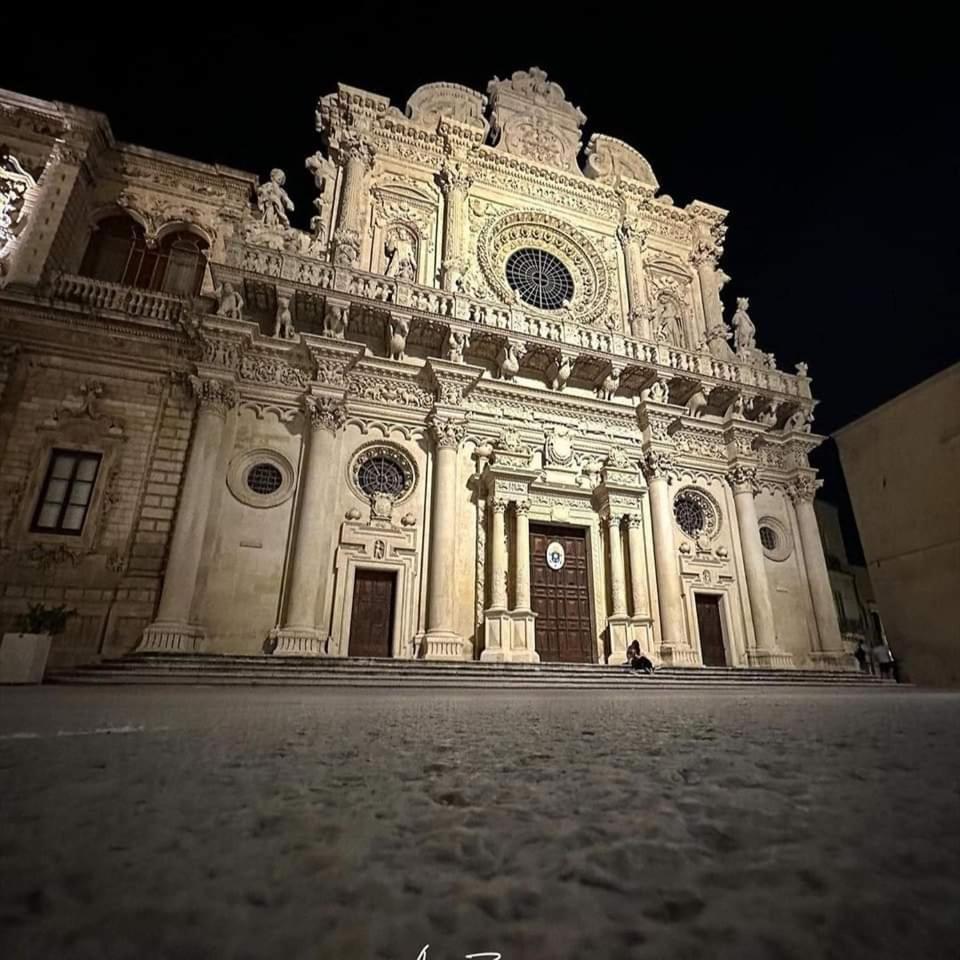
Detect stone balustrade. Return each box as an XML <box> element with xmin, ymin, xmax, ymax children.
<box><xmin>51</xmin><ymin>273</ymin><xmax>185</xmax><ymax>324</ymax></box>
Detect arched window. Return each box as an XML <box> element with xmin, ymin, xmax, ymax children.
<box><xmin>80</xmin><ymin>215</ymin><xmax>207</xmax><ymax>296</ymax></box>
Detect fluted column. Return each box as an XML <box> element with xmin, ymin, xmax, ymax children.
<box><xmin>140</xmin><ymin>377</ymin><xmax>236</xmax><ymax>651</ymax></box>
<box><xmin>332</xmin><ymin>135</ymin><xmax>375</xmax><ymax>267</ymax></box>
<box><xmin>488</xmin><ymin>497</ymin><xmax>508</xmax><ymax>610</ymax></box>
<box><xmin>626</xmin><ymin>514</ymin><xmax>651</xmax><ymax>620</ymax></box>
<box><xmin>728</xmin><ymin>466</ymin><xmax>777</xmax><ymax>652</ymax></box>
<box><xmin>513</xmin><ymin>500</ymin><xmax>531</xmax><ymax>611</ymax></box>
<box><xmin>424</xmin><ymin>415</ymin><xmax>466</xmax><ymax>658</ymax></box>
<box><xmin>438</xmin><ymin>162</ymin><xmax>473</xmax><ymax>292</ymax></box>
<box><xmin>618</xmin><ymin>219</ymin><xmax>649</xmax><ymax>339</ymax></box>
<box><xmin>273</xmin><ymin>397</ymin><xmax>344</xmax><ymax>655</ymax></box>
<box><xmin>691</xmin><ymin>241</ymin><xmax>725</xmax><ymax>332</ymax></box>
<box><xmin>642</xmin><ymin>452</ymin><xmax>686</xmax><ymax>653</ymax></box>
<box><xmin>606</xmin><ymin>515</ymin><xmax>628</xmax><ymax>617</ymax></box>
<box><xmin>790</xmin><ymin>475</ymin><xmax>845</xmax><ymax>656</ymax></box>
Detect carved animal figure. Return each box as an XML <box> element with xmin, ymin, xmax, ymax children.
<box><xmin>446</xmin><ymin>330</ymin><xmax>469</xmax><ymax>363</ymax></box>
<box><xmin>273</xmin><ymin>295</ymin><xmax>294</xmax><ymax>339</ymax></box>
<box><xmin>214</xmin><ymin>282</ymin><xmax>244</xmax><ymax>320</ymax></box>
<box><xmin>547</xmin><ymin>355</ymin><xmax>572</xmax><ymax>391</ymax></box>
<box><xmin>686</xmin><ymin>389</ymin><xmax>708</xmax><ymax>418</ymax></box>
<box><xmin>596</xmin><ymin>368</ymin><xmax>621</xmax><ymax>401</ymax></box>
<box><xmin>496</xmin><ymin>342</ymin><xmax>523</xmax><ymax>381</ymax></box>
<box><xmin>387</xmin><ymin>315</ymin><xmax>410</xmax><ymax>361</ymax></box>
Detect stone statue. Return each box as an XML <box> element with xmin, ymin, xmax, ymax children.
<box><xmin>496</xmin><ymin>341</ymin><xmax>524</xmax><ymax>381</ymax></box>
<box><xmin>273</xmin><ymin>295</ymin><xmax>294</xmax><ymax>339</ymax></box>
<box><xmin>652</xmin><ymin>295</ymin><xmax>682</xmax><ymax>345</ymax></box>
<box><xmin>546</xmin><ymin>355</ymin><xmax>572</xmax><ymax>391</ymax></box>
<box><xmin>731</xmin><ymin>297</ymin><xmax>756</xmax><ymax>352</ymax></box>
<box><xmin>323</xmin><ymin>303</ymin><xmax>349</xmax><ymax>339</ymax></box>
<box><xmin>305</xmin><ymin>151</ymin><xmax>336</xmax><ymax>194</ymax></box>
<box><xmin>596</xmin><ymin>367</ymin><xmax>620</xmax><ymax>401</ymax></box>
<box><xmin>387</xmin><ymin>315</ymin><xmax>410</xmax><ymax>361</ymax></box>
<box><xmin>214</xmin><ymin>282</ymin><xmax>244</xmax><ymax>320</ymax></box>
<box><xmin>795</xmin><ymin>361</ymin><xmax>809</xmax><ymax>377</ymax></box>
<box><xmin>645</xmin><ymin>378</ymin><xmax>670</xmax><ymax>403</ymax></box>
<box><xmin>257</xmin><ymin>169</ymin><xmax>294</xmax><ymax>228</ymax></box>
<box><xmin>308</xmin><ymin>198</ymin><xmax>327</xmax><ymax>245</ymax></box>
<box><xmin>686</xmin><ymin>389</ymin><xmax>708</xmax><ymax>417</ymax></box>
<box><xmin>702</xmin><ymin>323</ymin><xmax>737</xmax><ymax>362</ymax></box>
<box><xmin>384</xmin><ymin>230</ymin><xmax>417</xmax><ymax>281</ymax></box>
<box><xmin>446</xmin><ymin>330</ymin><xmax>470</xmax><ymax>363</ymax></box>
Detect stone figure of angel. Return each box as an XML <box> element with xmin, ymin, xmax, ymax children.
<box><xmin>257</xmin><ymin>168</ymin><xmax>294</xmax><ymax>228</ymax></box>
<box><xmin>731</xmin><ymin>297</ymin><xmax>757</xmax><ymax>352</ymax></box>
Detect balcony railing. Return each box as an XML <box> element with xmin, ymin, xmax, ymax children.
<box><xmin>51</xmin><ymin>273</ymin><xmax>186</xmax><ymax>325</ymax></box>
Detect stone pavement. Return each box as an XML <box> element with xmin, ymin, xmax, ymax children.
<box><xmin>1</xmin><ymin>686</ymin><xmax>958</xmax><ymax>960</ymax></box>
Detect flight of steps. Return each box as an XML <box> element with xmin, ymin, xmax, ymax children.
<box><xmin>48</xmin><ymin>652</ymin><xmax>895</xmax><ymax>689</ymax></box>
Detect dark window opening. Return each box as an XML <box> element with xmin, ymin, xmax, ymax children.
<box><xmin>31</xmin><ymin>450</ymin><xmax>102</xmax><ymax>535</ymax></box>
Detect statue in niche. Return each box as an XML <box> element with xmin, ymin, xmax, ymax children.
<box><xmin>386</xmin><ymin>315</ymin><xmax>410</xmax><ymax>361</ymax></box>
<box><xmin>651</xmin><ymin>294</ymin><xmax>683</xmax><ymax>346</ymax></box>
<box><xmin>214</xmin><ymin>282</ymin><xmax>244</xmax><ymax>320</ymax></box>
<box><xmin>273</xmin><ymin>295</ymin><xmax>294</xmax><ymax>339</ymax></box>
<box><xmin>256</xmin><ymin>169</ymin><xmax>294</xmax><ymax>228</ymax></box>
<box><xmin>731</xmin><ymin>297</ymin><xmax>757</xmax><ymax>352</ymax></box>
<box><xmin>446</xmin><ymin>330</ymin><xmax>470</xmax><ymax>363</ymax></box>
<box><xmin>384</xmin><ymin>228</ymin><xmax>418</xmax><ymax>281</ymax></box>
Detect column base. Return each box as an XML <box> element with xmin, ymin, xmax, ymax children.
<box><xmin>807</xmin><ymin>650</ymin><xmax>859</xmax><ymax>672</ymax></box>
<box><xmin>269</xmin><ymin>627</ymin><xmax>327</xmax><ymax>657</ymax></box>
<box><xmin>747</xmin><ymin>649</ymin><xmax>797</xmax><ymax>669</ymax></box>
<box><xmin>659</xmin><ymin>644</ymin><xmax>701</xmax><ymax>667</ymax></box>
<box><xmin>605</xmin><ymin>615</ymin><xmax>633</xmax><ymax>665</ymax></box>
<box><xmin>137</xmin><ymin>621</ymin><xmax>205</xmax><ymax>653</ymax></box>
<box><xmin>631</xmin><ymin>618</ymin><xmax>656</xmax><ymax>659</ymax></box>
<box><xmin>423</xmin><ymin>630</ymin><xmax>471</xmax><ymax>661</ymax></box>
<box><xmin>480</xmin><ymin>609</ymin><xmax>540</xmax><ymax>663</ymax></box>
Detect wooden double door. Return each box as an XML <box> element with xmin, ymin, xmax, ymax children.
<box><xmin>529</xmin><ymin>524</ymin><xmax>595</xmax><ymax>663</ymax></box>
<box><xmin>348</xmin><ymin>569</ymin><xmax>395</xmax><ymax>658</ymax></box>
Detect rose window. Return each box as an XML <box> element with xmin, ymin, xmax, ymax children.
<box><xmin>505</xmin><ymin>248</ymin><xmax>574</xmax><ymax>310</ymax></box>
<box><xmin>351</xmin><ymin>446</ymin><xmax>416</xmax><ymax>501</ymax></box>
<box><xmin>673</xmin><ymin>488</ymin><xmax>720</xmax><ymax>539</ymax></box>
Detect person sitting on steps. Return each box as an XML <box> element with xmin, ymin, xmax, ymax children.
<box><xmin>625</xmin><ymin>639</ymin><xmax>655</xmax><ymax>674</ymax></box>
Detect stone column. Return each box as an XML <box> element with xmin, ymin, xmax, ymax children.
<box><xmin>728</xmin><ymin>466</ymin><xmax>777</xmax><ymax>653</ymax></box>
<box><xmin>642</xmin><ymin>452</ymin><xmax>687</xmax><ymax>656</ymax></box>
<box><xmin>607</xmin><ymin>515</ymin><xmax>628</xmax><ymax>617</ymax></box>
<box><xmin>790</xmin><ymin>475</ymin><xmax>849</xmax><ymax>664</ymax></box>
<box><xmin>424</xmin><ymin>415</ymin><xmax>467</xmax><ymax>659</ymax></box>
<box><xmin>691</xmin><ymin>241</ymin><xmax>724</xmax><ymax>332</ymax></box>
<box><xmin>513</xmin><ymin>500</ymin><xmax>531</xmax><ymax>611</ymax></box>
<box><xmin>626</xmin><ymin>514</ymin><xmax>651</xmax><ymax>620</ymax></box>
<box><xmin>140</xmin><ymin>377</ymin><xmax>236</xmax><ymax>652</ymax></box>
<box><xmin>273</xmin><ymin>397</ymin><xmax>344</xmax><ymax>655</ymax></box>
<box><xmin>437</xmin><ymin>162</ymin><xmax>472</xmax><ymax>292</ymax></box>
<box><xmin>488</xmin><ymin>497</ymin><xmax>508</xmax><ymax>611</ymax></box>
<box><xmin>331</xmin><ymin>135</ymin><xmax>375</xmax><ymax>267</ymax></box>
<box><xmin>618</xmin><ymin>219</ymin><xmax>649</xmax><ymax>339</ymax></box>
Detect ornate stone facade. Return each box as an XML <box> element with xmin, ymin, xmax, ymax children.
<box><xmin>0</xmin><ymin>72</ymin><xmax>852</xmax><ymax>670</ymax></box>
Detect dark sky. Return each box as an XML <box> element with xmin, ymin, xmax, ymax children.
<box><xmin>7</xmin><ymin>13</ymin><xmax>958</xmax><ymax>562</ymax></box>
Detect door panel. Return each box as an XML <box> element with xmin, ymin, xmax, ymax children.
<box><xmin>695</xmin><ymin>593</ymin><xmax>726</xmax><ymax>666</ymax></box>
<box><xmin>530</xmin><ymin>525</ymin><xmax>594</xmax><ymax>663</ymax></box>
<box><xmin>348</xmin><ymin>569</ymin><xmax>395</xmax><ymax>658</ymax></box>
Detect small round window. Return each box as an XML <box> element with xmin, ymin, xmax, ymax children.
<box><xmin>351</xmin><ymin>445</ymin><xmax>416</xmax><ymax>502</ymax></box>
<box><xmin>246</xmin><ymin>462</ymin><xmax>283</xmax><ymax>496</ymax></box>
<box><xmin>759</xmin><ymin>525</ymin><xmax>779</xmax><ymax>551</ymax></box>
<box><xmin>505</xmin><ymin>248</ymin><xmax>574</xmax><ymax>310</ymax></box>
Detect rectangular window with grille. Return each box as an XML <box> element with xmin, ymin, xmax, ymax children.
<box><xmin>30</xmin><ymin>449</ymin><xmax>102</xmax><ymax>535</ymax></box>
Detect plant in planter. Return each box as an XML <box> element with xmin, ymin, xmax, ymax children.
<box><xmin>0</xmin><ymin>603</ymin><xmax>76</xmax><ymax>684</ymax></box>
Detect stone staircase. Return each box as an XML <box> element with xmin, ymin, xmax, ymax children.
<box><xmin>47</xmin><ymin>653</ymin><xmax>895</xmax><ymax>689</ymax></box>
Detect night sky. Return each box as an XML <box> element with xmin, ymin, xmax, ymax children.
<box><xmin>8</xmin><ymin>14</ymin><xmax>957</xmax><ymax>562</ymax></box>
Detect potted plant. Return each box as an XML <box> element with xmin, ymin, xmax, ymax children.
<box><xmin>0</xmin><ymin>603</ymin><xmax>75</xmax><ymax>684</ymax></box>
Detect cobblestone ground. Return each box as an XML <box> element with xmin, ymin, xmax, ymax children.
<box><xmin>1</xmin><ymin>686</ymin><xmax>959</xmax><ymax>960</ymax></box>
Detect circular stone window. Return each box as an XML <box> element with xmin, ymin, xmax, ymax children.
<box><xmin>505</xmin><ymin>248</ymin><xmax>574</xmax><ymax>310</ymax></box>
<box><xmin>350</xmin><ymin>444</ymin><xmax>416</xmax><ymax>502</ymax></box>
<box><xmin>673</xmin><ymin>488</ymin><xmax>721</xmax><ymax>540</ymax></box>
<box><xmin>758</xmin><ymin>516</ymin><xmax>793</xmax><ymax>561</ymax></box>
<box><xmin>227</xmin><ymin>449</ymin><xmax>295</xmax><ymax>509</ymax></box>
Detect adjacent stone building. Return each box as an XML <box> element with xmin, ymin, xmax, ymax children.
<box><xmin>0</xmin><ymin>70</ymin><xmax>852</xmax><ymax>670</ymax></box>
<box><xmin>835</xmin><ymin>363</ymin><xmax>960</xmax><ymax>686</ymax></box>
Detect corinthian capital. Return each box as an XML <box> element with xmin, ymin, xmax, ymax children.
<box><xmin>787</xmin><ymin>474</ymin><xmax>822</xmax><ymax>503</ymax></box>
<box><xmin>428</xmin><ymin>414</ymin><xmax>465</xmax><ymax>450</ymax></box>
<box><xmin>726</xmin><ymin>464</ymin><xmax>759</xmax><ymax>494</ymax></box>
<box><xmin>641</xmin><ymin>450</ymin><xmax>676</xmax><ymax>481</ymax></box>
<box><xmin>336</xmin><ymin>133</ymin><xmax>376</xmax><ymax>170</ymax></box>
<box><xmin>304</xmin><ymin>395</ymin><xmax>345</xmax><ymax>433</ymax></box>
<box><xmin>689</xmin><ymin>239</ymin><xmax>721</xmax><ymax>268</ymax></box>
<box><xmin>617</xmin><ymin>218</ymin><xmax>646</xmax><ymax>250</ymax></box>
<box><xmin>188</xmin><ymin>376</ymin><xmax>238</xmax><ymax>418</ymax></box>
<box><xmin>436</xmin><ymin>160</ymin><xmax>473</xmax><ymax>195</ymax></box>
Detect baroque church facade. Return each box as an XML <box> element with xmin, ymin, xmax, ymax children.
<box><xmin>0</xmin><ymin>70</ymin><xmax>853</xmax><ymax>670</ymax></box>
